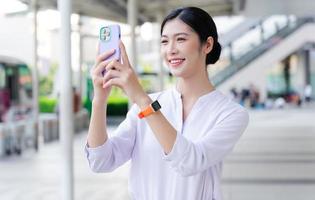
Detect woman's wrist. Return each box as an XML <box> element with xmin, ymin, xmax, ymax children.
<box><xmin>92</xmin><ymin>97</ymin><xmax>107</xmax><ymax>107</ymax></box>
<box><xmin>135</xmin><ymin>94</ymin><xmax>152</xmax><ymax>110</ymax></box>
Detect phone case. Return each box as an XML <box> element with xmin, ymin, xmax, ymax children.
<box><xmin>99</xmin><ymin>24</ymin><xmax>121</xmax><ymax>61</ymax></box>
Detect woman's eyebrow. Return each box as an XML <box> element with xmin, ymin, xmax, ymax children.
<box><xmin>161</xmin><ymin>32</ymin><xmax>190</xmax><ymax>38</ymax></box>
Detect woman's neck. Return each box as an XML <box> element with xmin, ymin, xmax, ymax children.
<box><xmin>176</xmin><ymin>71</ymin><xmax>215</xmax><ymax>101</ymax></box>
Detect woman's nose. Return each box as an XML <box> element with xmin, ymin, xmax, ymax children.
<box><xmin>167</xmin><ymin>41</ymin><xmax>178</xmax><ymax>55</ymax></box>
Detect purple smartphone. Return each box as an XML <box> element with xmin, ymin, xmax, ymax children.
<box><xmin>99</xmin><ymin>24</ymin><xmax>121</xmax><ymax>75</ymax></box>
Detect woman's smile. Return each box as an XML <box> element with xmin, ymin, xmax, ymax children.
<box><xmin>168</xmin><ymin>58</ymin><xmax>186</xmax><ymax>68</ymax></box>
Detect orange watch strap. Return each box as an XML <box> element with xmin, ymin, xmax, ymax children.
<box><xmin>138</xmin><ymin>100</ymin><xmax>161</xmax><ymax>119</ymax></box>
<box><xmin>138</xmin><ymin>106</ymin><xmax>154</xmax><ymax>119</ymax></box>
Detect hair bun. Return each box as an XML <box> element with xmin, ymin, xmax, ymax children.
<box><xmin>206</xmin><ymin>41</ymin><xmax>221</xmax><ymax>65</ymax></box>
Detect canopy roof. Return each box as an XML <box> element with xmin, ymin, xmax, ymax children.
<box><xmin>19</xmin><ymin>0</ymin><xmax>234</xmax><ymax>24</ymax></box>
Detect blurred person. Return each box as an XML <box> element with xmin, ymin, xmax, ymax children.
<box><xmin>0</xmin><ymin>88</ymin><xmax>10</xmax><ymax>122</ymax></box>
<box><xmin>304</xmin><ymin>84</ymin><xmax>312</xmax><ymax>103</ymax></box>
<box><xmin>264</xmin><ymin>98</ymin><xmax>274</xmax><ymax>109</ymax></box>
<box><xmin>274</xmin><ymin>97</ymin><xmax>285</xmax><ymax>109</ymax></box>
<box><xmin>85</xmin><ymin>7</ymin><xmax>249</xmax><ymax>200</ymax></box>
<box><xmin>240</xmin><ymin>87</ymin><xmax>250</xmax><ymax>107</ymax></box>
<box><xmin>18</xmin><ymin>86</ymin><xmax>33</xmax><ymax>115</ymax></box>
<box><xmin>73</xmin><ymin>87</ymin><xmax>81</xmax><ymax>113</ymax></box>
<box><xmin>249</xmin><ymin>83</ymin><xmax>260</xmax><ymax>108</ymax></box>
<box><xmin>229</xmin><ymin>87</ymin><xmax>239</xmax><ymax>102</ymax></box>
<box><xmin>290</xmin><ymin>91</ymin><xmax>302</xmax><ymax>107</ymax></box>
<box><xmin>54</xmin><ymin>87</ymin><xmax>81</xmax><ymax>115</ymax></box>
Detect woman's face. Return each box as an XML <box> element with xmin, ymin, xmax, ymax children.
<box><xmin>160</xmin><ymin>18</ymin><xmax>207</xmax><ymax>78</ymax></box>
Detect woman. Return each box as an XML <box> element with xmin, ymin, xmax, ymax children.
<box><xmin>86</xmin><ymin>7</ymin><xmax>249</xmax><ymax>200</ymax></box>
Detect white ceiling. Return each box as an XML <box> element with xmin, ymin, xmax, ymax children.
<box><xmin>19</xmin><ymin>0</ymin><xmax>234</xmax><ymax>24</ymax></box>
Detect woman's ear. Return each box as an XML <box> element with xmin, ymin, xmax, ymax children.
<box><xmin>204</xmin><ymin>36</ymin><xmax>214</xmax><ymax>54</ymax></box>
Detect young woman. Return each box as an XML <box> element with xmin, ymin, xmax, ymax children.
<box><xmin>86</xmin><ymin>7</ymin><xmax>249</xmax><ymax>200</ymax></box>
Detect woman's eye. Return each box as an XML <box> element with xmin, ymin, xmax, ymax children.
<box><xmin>177</xmin><ymin>37</ymin><xmax>186</xmax><ymax>42</ymax></box>
<box><xmin>161</xmin><ymin>40</ymin><xmax>168</xmax><ymax>44</ymax></box>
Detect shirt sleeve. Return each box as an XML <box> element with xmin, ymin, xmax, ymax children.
<box><xmin>163</xmin><ymin>108</ymin><xmax>249</xmax><ymax>177</ymax></box>
<box><xmin>85</xmin><ymin>104</ymin><xmax>138</xmax><ymax>173</ymax></box>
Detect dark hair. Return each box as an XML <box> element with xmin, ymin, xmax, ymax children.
<box><xmin>161</xmin><ymin>7</ymin><xmax>221</xmax><ymax>65</ymax></box>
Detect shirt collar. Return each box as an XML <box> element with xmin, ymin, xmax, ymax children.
<box><xmin>172</xmin><ymin>86</ymin><xmax>218</xmax><ymax>103</ymax></box>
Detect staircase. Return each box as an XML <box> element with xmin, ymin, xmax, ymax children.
<box><xmin>212</xmin><ymin>17</ymin><xmax>315</xmax><ymax>86</ymax></box>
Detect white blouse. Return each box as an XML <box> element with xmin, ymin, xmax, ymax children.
<box><xmin>85</xmin><ymin>87</ymin><xmax>249</xmax><ymax>200</ymax></box>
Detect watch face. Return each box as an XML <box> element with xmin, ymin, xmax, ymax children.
<box><xmin>152</xmin><ymin>100</ymin><xmax>161</xmax><ymax>111</ymax></box>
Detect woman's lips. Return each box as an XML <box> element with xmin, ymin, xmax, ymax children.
<box><xmin>169</xmin><ymin>58</ymin><xmax>185</xmax><ymax>67</ymax></box>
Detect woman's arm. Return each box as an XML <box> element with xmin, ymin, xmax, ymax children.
<box><xmin>86</xmin><ymin>49</ymin><xmax>116</xmax><ymax>148</ymax></box>
<box><xmin>85</xmin><ymin>47</ymin><xmax>138</xmax><ymax>172</ymax></box>
<box><xmin>85</xmin><ymin>104</ymin><xmax>138</xmax><ymax>173</ymax></box>
<box><xmin>87</xmin><ymin>98</ymin><xmax>108</xmax><ymax>147</ymax></box>
<box><xmin>135</xmin><ymin>95</ymin><xmax>177</xmax><ymax>154</ymax></box>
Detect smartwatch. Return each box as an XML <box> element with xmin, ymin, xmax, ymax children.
<box><xmin>138</xmin><ymin>100</ymin><xmax>161</xmax><ymax>119</ymax></box>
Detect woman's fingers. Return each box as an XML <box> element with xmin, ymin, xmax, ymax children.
<box><xmin>96</xmin><ymin>48</ymin><xmax>116</xmax><ymax>63</ymax></box>
<box><xmin>93</xmin><ymin>59</ymin><xmax>111</xmax><ymax>76</ymax></box>
<box><xmin>92</xmin><ymin>75</ymin><xmax>104</xmax><ymax>87</ymax></box>
<box><xmin>102</xmin><ymin>78</ymin><xmax>121</xmax><ymax>89</ymax></box>
<box><xmin>105</xmin><ymin>60</ymin><xmax>123</xmax><ymax>72</ymax></box>
<box><xmin>102</xmin><ymin>69</ymin><xmax>121</xmax><ymax>87</ymax></box>
<box><xmin>119</xmin><ymin>41</ymin><xmax>131</xmax><ymax>66</ymax></box>
<box><xmin>93</xmin><ymin>59</ymin><xmax>124</xmax><ymax>78</ymax></box>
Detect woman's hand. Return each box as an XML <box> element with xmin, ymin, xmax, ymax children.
<box><xmin>90</xmin><ymin>48</ymin><xmax>116</xmax><ymax>103</ymax></box>
<box><xmin>102</xmin><ymin>41</ymin><xmax>149</xmax><ymax>105</ymax></box>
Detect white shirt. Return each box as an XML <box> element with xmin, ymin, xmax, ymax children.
<box><xmin>85</xmin><ymin>87</ymin><xmax>249</xmax><ymax>200</ymax></box>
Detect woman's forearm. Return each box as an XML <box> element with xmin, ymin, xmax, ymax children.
<box><xmin>87</xmin><ymin>99</ymin><xmax>108</xmax><ymax>148</ymax></box>
<box><xmin>146</xmin><ymin>111</ymin><xmax>177</xmax><ymax>154</ymax></box>
<box><xmin>136</xmin><ymin>95</ymin><xmax>177</xmax><ymax>154</ymax></box>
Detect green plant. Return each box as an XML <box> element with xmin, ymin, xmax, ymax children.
<box><xmin>39</xmin><ymin>63</ymin><xmax>58</xmax><ymax>96</ymax></box>
<box><xmin>39</xmin><ymin>96</ymin><xmax>57</xmax><ymax>113</ymax></box>
<box><xmin>83</xmin><ymin>87</ymin><xmax>129</xmax><ymax>116</ymax></box>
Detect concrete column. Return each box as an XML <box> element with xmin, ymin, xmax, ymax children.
<box><xmin>294</xmin><ymin>50</ymin><xmax>306</xmax><ymax>92</ymax></box>
<box><xmin>128</xmin><ymin>0</ymin><xmax>138</xmax><ymax>71</ymax></box>
<box><xmin>283</xmin><ymin>56</ymin><xmax>291</xmax><ymax>95</ymax></box>
<box><xmin>156</xmin><ymin>11</ymin><xmax>165</xmax><ymax>91</ymax></box>
<box><xmin>127</xmin><ymin>0</ymin><xmax>138</xmax><ymax>109</ymax></box>
<box><xmin>58</xmin><ymin>0</ymin><xmax>74</xmax><ymax>199</ymax></box>
<box><xmin>78</xmin><ymin>15</ymin><xmax>83</xmax><ymax>108</ymax></box>
<box><xmin>305</xmin><ymin>49</ymin><xmax>311</xmax><ymax>85</ymax></box>
<box><xmin>31</xmin><ymin>0</ymin><xmax>39</xmax><ymax>151</ymax></box>
<box><xmin>310</xmin><ymin>49</ymin><xmax>315</xmax><ymax>98</ymax></box>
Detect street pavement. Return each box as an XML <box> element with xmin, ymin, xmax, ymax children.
<box><xmin>0</xmin><ymin>104</ymin><xmax>314</xmax><ymax>200</ymax></box>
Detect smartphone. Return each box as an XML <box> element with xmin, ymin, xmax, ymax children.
<box><xmin>99</xmin><ymin>24</ymin><xmax>121</xmax><ymax>75</ymax></box>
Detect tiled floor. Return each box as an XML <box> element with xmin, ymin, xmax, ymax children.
<box><xmin>222</xmin><ymin>105</ymin><xmax>315</xmax><ymax>200</ymax></box>
<box><xmin>0</xmin><ymin>105</ymin><xmax>314</xmax><ymax>200</ymax></box>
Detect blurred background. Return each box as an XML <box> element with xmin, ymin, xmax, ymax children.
<box><xmin>0</xmin><ymin>0</ymin><xmax>314</xmax><ymax>200</ymax></box>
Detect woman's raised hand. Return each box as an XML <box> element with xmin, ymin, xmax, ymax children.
<box><xmin>90</xmin><ymin>47</ymin><xmax>116</xmax><ymax>103</ymax></box>
<box><xmin>102</xmin><ymin>41</ymin><xmax>147</xmax><ymax>104</ymax></box>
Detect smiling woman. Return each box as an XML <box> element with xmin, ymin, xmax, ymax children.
<box><xmin>85</xmin><ymin>6</ymin><xmax>249</xmax><ymax>200</ymax></box>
